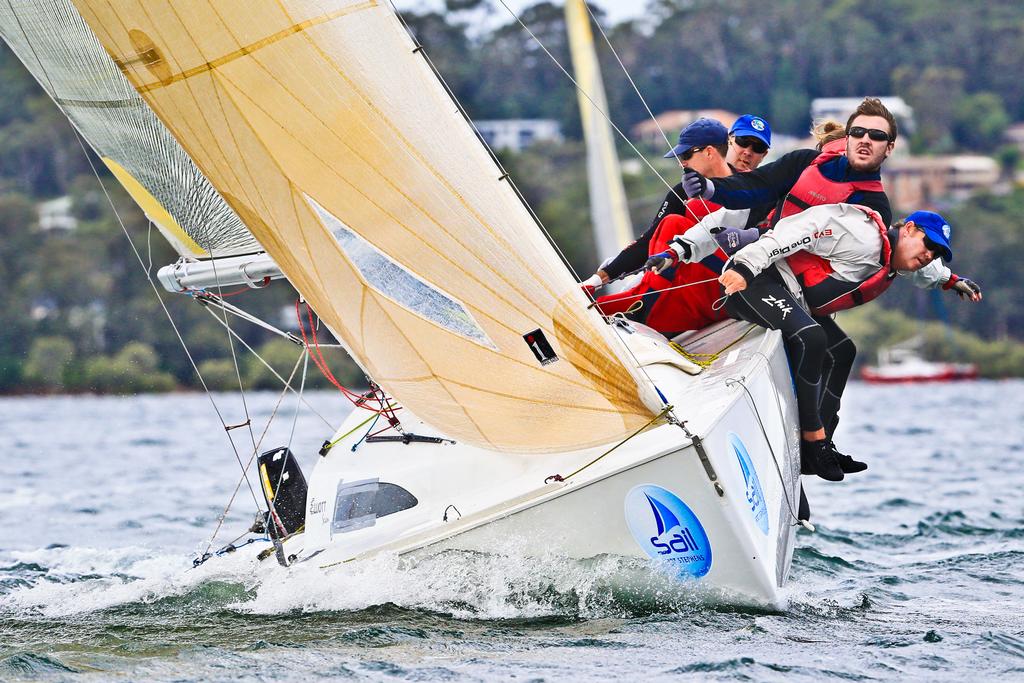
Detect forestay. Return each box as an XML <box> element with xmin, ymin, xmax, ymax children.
<box><xmin>69</xmin><ymin>0</ymin><xmax>661</xmax><ymax>452</ymax></box>
<box><xmin>0</xmin><ymin>0</ymin><xmax>261</xmax><ymax>258</ymax></box>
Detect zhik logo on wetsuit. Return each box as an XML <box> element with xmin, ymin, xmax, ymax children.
<box><xmin>729</xmin><ymin>433</ymin><xmax>769</xmax><ymax>535</ymax></box>
<box><xmin>761</xmin><ymin>294</ymin><xmax>793</xmax><ymax>320</ymax></box>
<box><xmin>624</xmin><ymin>484</ymin><xmax>712</xmax><ymax>578</ymax></box>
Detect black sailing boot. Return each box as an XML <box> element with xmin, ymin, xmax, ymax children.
<box><xmin>800</xmin><ymin>438</ymin><xmax>844</xmax><ymax>481</ymax></box>
<box><xmin>828</xmin><ymin>439</ymin><xmax>867</xmax><ymax>474</ymax></box>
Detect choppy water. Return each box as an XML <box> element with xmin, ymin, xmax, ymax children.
<box><xmin>1</xmin><ymin>383</ymin><xmax>1023</xmax><ymax>681</ymax></box>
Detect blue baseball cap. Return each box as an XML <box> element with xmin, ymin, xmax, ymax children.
<box><xmin>905</xmin><ymin>210</ymin><xmax>953</xmax><ymax>262</ymax></box>
<box><xmin>663</xmin><ymin>118</ymin><xmax>729</xmax><ymax>159</ymax></box>
<box><xmin>730</xmin><ymin>114</ymin><xmax>772</xmax><ymax>148</ymax></box>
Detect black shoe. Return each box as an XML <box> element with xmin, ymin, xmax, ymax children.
<box><xmin>801</xmin><ymin>438</ymin><xmax>844</xmax><ymax>482</ymax></box>
<box><xmin>829</xmin><ymin>440</ymin><xmax>867</xmax><ymax>474</ymax></box>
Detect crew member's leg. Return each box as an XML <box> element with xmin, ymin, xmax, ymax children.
<box><xmin>724</xmin><ymin>269</ymin><xmax>844</xmax><ymax>481</ymax></box>
<box><xmin>815</xmin><ymin>316</ymin><xmax>867</xmax><ymax>473</ymax></box>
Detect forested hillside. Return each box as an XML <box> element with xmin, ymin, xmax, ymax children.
<box><xmin>1</xmin><ymin>0</ymin><xmax>1022</xmax><ymax>392</ymax></box>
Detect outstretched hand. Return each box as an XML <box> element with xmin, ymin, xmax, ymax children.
<box><xmin>952</xmin><ymin>277</ymin><xmax>982</xmax><ymax>302</ymax></box>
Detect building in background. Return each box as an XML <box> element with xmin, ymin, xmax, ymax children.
<box><xmin>37</xmin><ymin>196</ymin><xmax>76</xmax><ymax>232</ymax></box>
<box><xmin>882</xmin><ymin>155</ymin><xmax>1000</xmax><ymax>212</ymax></box>
<box><xmin>474</xmin><ymin>119</ymin><xmax>562</xmax><ymax>152</ymax></box>
<box><xmin>631</xmin><ymin>109</ymin><xmax>740</xmax><ymax>148</ymax></box>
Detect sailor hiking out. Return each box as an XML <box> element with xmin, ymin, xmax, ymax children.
<box><xmin>716</xmin><ymin>206</ymin><xmax>982</xmax><ymax>481</ymax></box>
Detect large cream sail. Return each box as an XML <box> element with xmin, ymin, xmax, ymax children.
<box><xmin>0</xmin><ymin>0</ymin><xmax>261</xmax><ymax>259</ymax></box>
<box><xmin>565</xmin><ymin>0</ymin><xmax>634</xmax><ymax>259</ymax></box>
<box><xmin>69</xmin><ymin>0</ymin><xmax>661</xmax><ymax>453</ymax></box>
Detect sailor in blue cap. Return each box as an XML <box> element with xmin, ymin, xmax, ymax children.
<box><xmin>713</xmin><ymin>204</ymin><xmax>982</xmax><ymax>482</ymax></box>
<box><xmin>728</xmin><ymin>114</ymin><xmax>772</xmax><ymax>172</ymax></box>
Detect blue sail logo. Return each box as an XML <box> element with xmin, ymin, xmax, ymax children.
<box><xmin>624</xmin><ymin>485</ymin><xmax>712</xmax><ymax>578</ymax></box>
<box><xmin>730</xmin><ymin>432</ymin><xmax>769</xmax><ymax>535</ymax></box>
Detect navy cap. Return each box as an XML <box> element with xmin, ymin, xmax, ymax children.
<box><xmin>730</xmin><ymin>114</ymin><xmax>772</xmax><ymax>148</ymax></box>
<box><xmin>906</xmin><ymin>210</ymin><xmax>953</xmax><ymax>262</ymax></box>
<box><xmin>663</xmin><ymin>118</ymin><xmax>728</xmax><ymax>159</ymax></box>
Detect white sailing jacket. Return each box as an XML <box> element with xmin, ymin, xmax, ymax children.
<box><xmin>680</xmin><ymin>203</ymin><xmax>951</xmax><ymax>309</ymax></box>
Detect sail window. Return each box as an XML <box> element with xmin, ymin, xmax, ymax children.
<box><xmin>305</xmin><ymin>195</ymin><xmax>496</xmax><ymax>349</ymax></box>
<box><xmin>332</xmin><ymin>479</ymin><xmax>418</xmax><ymax>534</ymax></box>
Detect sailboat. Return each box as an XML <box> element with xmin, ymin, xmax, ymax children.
<box><xmin>1</xmin><ymin>0</ymin><xmax>802</xmax><ymax>606</ymax></box>
<box><xmin>861</xmin><ymin>335</ymin><xmax>978</xmax><ymax>383</ymax></box>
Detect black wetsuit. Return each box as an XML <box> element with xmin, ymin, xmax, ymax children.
<box><xmin>602</xmin><ymin>173</ymin><xmax>773</xmax><ymax>280</ymax></box>
<box><xmin>710</xmin><ymin>149</ymin><xmax>893</xmax><ymax>228</ymax></box>
<box><xmin>723</xmin><ymin>266</ymin><xmax>854</xmax><ymax>434</ymax></box>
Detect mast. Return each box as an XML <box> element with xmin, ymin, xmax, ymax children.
<box><xmin>564</xmin><ymin>0</ymin><xmax>634</xmax><ymax>260</ymax></box>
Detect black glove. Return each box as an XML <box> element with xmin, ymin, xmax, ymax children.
<box><xmin>952</xmin><ymin>277</ymin><xmax>982</xmax><ymax>300</ymax></box>
<box><xmin>644</xmin><ymin>250</ymin><xmax>678</xmax><ymax>275</ymax></box>
<box><xmin>681</xmin><ymin>168</ymin><xmax>715</xmax><ymax>199</ymax></box>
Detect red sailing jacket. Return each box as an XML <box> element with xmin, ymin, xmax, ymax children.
<box><xmin>769</xmin><ymin>138</ymin><xmax>893</xmax><ymax>315</ymax></box>
<box><xmin>769</xmin><ymin>137</ymin><xmax>884</xmax><ymax>225</ymax></box>
<box><xmin>595</xmin><ymin>206</ymin><xmax>729</xmax><ymax>334</ymax></box>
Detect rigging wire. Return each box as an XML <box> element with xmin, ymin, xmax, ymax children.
<box><xmin>497</xmin><ymin>1</ymin><xmax>725</xmax><ymax>256</ymax></box>
<box><xmin>200</xmin><ymin>350</ymin><xmax>307</xmax><ymax>558</ymax></box>
<box><xmin>0</xmin><ymin>0</ymin><xmax>266</xmax><ymax>511</ymax></box>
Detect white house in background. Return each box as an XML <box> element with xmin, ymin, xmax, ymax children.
<box><xmin>37</xmin><ymin>196</ymin><xmax>77</xmax><ymax>231</ymax></box>
<box><xmin>474</xmin><ymin>119</ymin><xmax>562</xmax><ymax>152</ymax></box>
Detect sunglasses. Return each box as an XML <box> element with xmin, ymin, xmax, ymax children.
<box><xmin>679</xmin><ymin>145</ymin><xmax>708</xmax><ymax>161</ymax></box>
<box><xmin>917</xmin><ymin>228</ymin><xmax>945</xmax><ymax>258</ymax></box>
<box><xmin>733</xmin><ymin>136</ymin><xmax>768</xmax><ymax>155</ymax></box>
<box><xmin>848</xmin><ymin>126</ymin><xmax>892</xmax><ymax>142</ymax></box>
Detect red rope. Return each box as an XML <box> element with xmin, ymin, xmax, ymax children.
<box><xmin>294</xmin><ymin>300</ymin><xmax>398</xmax><ymax>420</ymax></box>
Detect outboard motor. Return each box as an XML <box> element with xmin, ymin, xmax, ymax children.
<box><xmin>257</xmin><ymin>447</ymin><xmax>308</xmax><ymax>539</ymax></box>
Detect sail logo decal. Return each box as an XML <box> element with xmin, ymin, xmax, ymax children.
<box><xmin>730</xmin><ymin>432</ymin><xmax>769</xmax><ymax>535</ymax></box>
<box><xmin>624</xmin><ymin>485</ymin><xmax>712</xmax><ymax>577</ymax></box>
<box><xmin>306</xmin><ymin>195</ymin><xmax>496</xmax><ymax>349</ymax></box>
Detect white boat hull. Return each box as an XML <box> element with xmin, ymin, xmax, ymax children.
<box><xmin>282</xmin><ymin>320</ymin><xmax>802</xmax><ymax>607</ymax></box>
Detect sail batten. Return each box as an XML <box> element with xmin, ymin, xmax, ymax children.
<box><xmin>66</xmin><ymin>0</ymin><xmax>660</xmax><ymax>452</ymax></box>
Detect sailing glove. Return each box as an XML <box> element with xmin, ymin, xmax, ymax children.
<box><xmin>645</xmin><ymin>250</ymin><xmax>678</xmax><ymax>275</ymax></box>
<box><xmin>944</xmin><ymin>274</ymin><xmax>983</xmax><ymax>300</ymax></box>
<box><xmin>714</xmin><ymin>226</ymin><xmax>760</xmax><ymax>255</ymax></box>
<box><xmin>682</xmin><ymin>168</ymin><xmax>715</xmax><ymax>199</ymax></box>
<box><xmin>645</xmin><ymin>237</ymin><xmax>693</xmax><ymax>274</ymax></box>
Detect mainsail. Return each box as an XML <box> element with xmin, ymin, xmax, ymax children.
<box><xmin>564</xmin><ymin>0</ymin><xmax>633</xmax><ymax>259</ymax></box>
<box><xmin>0</xmin><ymin>0</ymin><xmax>261</xmax><ymax>258</ymax></box>
<box><xmin>66</xmin><ymin>0</ymin><xmax>661</xmax><ymax>453</ymax></box>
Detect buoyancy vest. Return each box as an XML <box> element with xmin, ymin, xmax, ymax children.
<box><xmin>786</xmin><ymin>207</ymin><xmax>895</xmax><ymax>316</ymax></box>
<box><xmin>770</xmin><ymin>137</ymin><xmax>884</xmax><ymax>226</ymax></box>
<box><xmin>595</xmin><ymin>208</ymin><xmax>728</xmax><ymax>334</ymax></box>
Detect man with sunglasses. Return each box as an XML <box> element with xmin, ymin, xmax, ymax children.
<box><xmin>716</xmin><ymin>206</ymin><xmax>981</xmax><ymax>484</ymax></box>
<box><xmin>728</xmin><ymin>114</ymin><xmax>771</xmax><ymax>171</ymax></box>
<box><xmin>680</xmin><ymin>97</ymin><xmax>895</xmax><ymax>228</ymax></box>
<box><xmin>585</xmin><ymin>117</ymin><xmax>774</xmax><ymax>334</ymax></box>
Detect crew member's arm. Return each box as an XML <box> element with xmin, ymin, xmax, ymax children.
<box><xmin>684</xmin><ymin>149</ymin><xmax>818</xmax><ymax>209</ymax></box>
<box><xmin>598</xmin><ymin>183</ymin><xmax>689</xmax><ymax>280</ymax></box>
<box><xmin>900</xmin><ymin>261</ymin><xmax>983</xmax><ymax>301</ymax></box>
<box><xmin>667</xmin><ymin>208</ymin><xmax>751</xmax><ymax>262</ymax></box>
<box><xmin>720</xmin><ymin>204</ymin><xmax>875</xmax><ymax>294</ymax></box>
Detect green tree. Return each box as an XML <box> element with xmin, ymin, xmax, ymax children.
<box><xmin>953</xmin><ymin>92</ymin><xmax>1010</xmax><ymax>152</ymax></box>
<box><xmin>22</xmin><ymin>335</ymin><xmax>74</xmax><ymax>390</ymax></box>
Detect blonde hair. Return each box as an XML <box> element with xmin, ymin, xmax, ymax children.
<box><xmin>812</xmin><ymin>120</ymin><xmax>846</xmax><ymax>150</ymax></box>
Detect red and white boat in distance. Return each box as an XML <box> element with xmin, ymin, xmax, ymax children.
<box><xmin>860</xmin><ymin>340</ymin><xmax>978</xmax><ymax>383</ymax></box>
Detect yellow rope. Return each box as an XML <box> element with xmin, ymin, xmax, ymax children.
<box><xmin>668</xmin><ymin>323</ymin><xmax>757</xmax><ymax>369</ymax></box>
<box><xmin>321</xmin><ymin>401</ymin><xmax>399</xmax><ymax>454</ymax></box>
<box><xmin>547</xmin><ymin>405</ymin><xmax>674</xmax><ymax>483</ymax></box>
